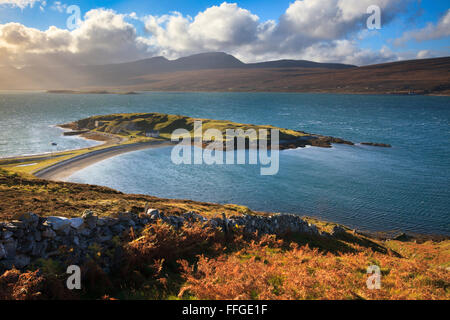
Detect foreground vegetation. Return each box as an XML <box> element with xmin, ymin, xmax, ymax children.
<box><xmin>0</xmin><ymin>169</ymin><xmax>448</xmax><ymax>300</ymax></box>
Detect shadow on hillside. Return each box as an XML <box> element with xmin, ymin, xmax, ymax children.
<box><xmin>278</xmin><ymin>230</ymin><xmax>401</xmax><ymax>256</ymax></box>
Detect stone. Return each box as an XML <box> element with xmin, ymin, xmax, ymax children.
<box><xmin>3</xmin><ymin>222</ymin><xmax>19</xmax><ymax>231</ymax></box>
<box><xmin>98</xmin><ymin>234</ymin><xmax>113</xmax><ymax>243</ymax></box>
<box><xmin>31</xmin><ymin>241</ymin><xmax>48</xmax><ymax>257</ymax></box>
<box><xmin>81</xmin><ymin>209</ymin><xmax>94</xmax><ymax>219</ymax></box>
<box><xmin>79</xmin><ymin>228</ymin><xmax>91</xmax><ymax>237</ymax></box>
<box><xmin>69</xmin><ymin>218</ymin><xmax>84</xmax><ymax>230</ymax></box>
<box><xmin>82</xmin><ymin>211</ymin><xmax>98</xmax><ymax>229</ymax></box>
<box><xmin>14</xmin><ymin>255</ymin><xmax>30</xmax><ymax>268</ymax></box>
<box><xmin>42</xmin><ymin>228</ymin><xmax>56</xmax><ymax>238</ymax></box>
<box><xmin>1</xmin><ymin>231</ymin><xmax>13</xmax><ymax>240</ymax></box>
<box><xmin>0</xmin><ymin>243</ymin><xmax>6</xmax><ymax>259</ymax></box>
<box><xmin>3</xmin><ymin>239</ymin><xmax>17</xmax><ymax>259</ymax></box>
<box><xmin>18</xmin><ymin>212</ymin><xmax>39</xmax><ymax>226</ymax></box>
<box><xmin>18</xmin><ymin>239</ymin><xmax>35</xmax><ymax>254</ymax></box>
<box><xmin>46</xmin><ymin>216</ymin><xmax>71</xmax><ymax>231</ymax></box>
<box><xmin>33</xmin><ymin>231</ymin><xmax>42</xmax><ymax>242</ymax></box>
<box><xmin>56</xmin><ymin>226</ymin><xmax>71</xmax><ymax>236</ymax></box>
<box><xmin>146</xmin><ymin>209</ymin><xmax>159</xmax><ymax>216</ymax></box>
<box><xmin>307</xmin><ymin>223</ymin><xmax>319</xmax><ymax>235</ymax></box>
<box><xmin>392</xmin><ymin>232</ymin><xmax>411</xmax><ymax>241</ymax></box>
<box><xmin>330</xmin><ymin>225</ymin><xmax>346</xmax><ymax>236</ymax></box>
<box><xmin>111</xmin><ymin>224</ymin><xmax>126</xmax><ymax>234</ymax></box>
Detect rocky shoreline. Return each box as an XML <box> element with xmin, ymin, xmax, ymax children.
<box><xmin>0</xmin><ymin>210</ymin><xmax>346</xmax><ymax>272</ymax></box>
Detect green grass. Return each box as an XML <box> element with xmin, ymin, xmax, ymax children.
<box><xmin>75</xmin><ymin>112</ymin><xmax>309</xmax><ymax>141</ymax></box>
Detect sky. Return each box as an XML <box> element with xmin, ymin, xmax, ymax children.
<box><xmin>0</xmin><ymin>0</ymin><xmax>448</xmax><ymax>67</ymax></box>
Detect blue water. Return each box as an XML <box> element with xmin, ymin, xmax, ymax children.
<box><xmin>0</xmin><ymin>92</ymin><xmax>449</xmax><ymax>235</ymax></box>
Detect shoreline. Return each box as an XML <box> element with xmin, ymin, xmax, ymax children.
<box><xmin>0</xmin><ymin>115</ymin><xmax>444</xmax><ymax>239</ymax></box>
<box><xmin>34</xmin><ymin>140</ymin><xmax>174</xmax><ymax>181</ymax></box>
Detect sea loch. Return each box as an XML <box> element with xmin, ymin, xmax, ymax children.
<box><xmin>0</xmin><ymin>92</ymin><xmax>449</xmax><ymax>235</ymax></box>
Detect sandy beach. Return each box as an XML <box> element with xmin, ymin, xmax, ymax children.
<box><xmin>34</xmin><ymin>140</ymin><xmax>174</xmax><ymax>181</ymax></box>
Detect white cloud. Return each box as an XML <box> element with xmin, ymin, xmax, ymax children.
<box><xmin>0</xmin><ymin>0</ymin><xmax>41</xmax><ymax>8</ymax></box>
<box><xmin>394</xmin><ymin>9</ymin><xmax>450</xmax><ymax>46</ymax></box>
<box><xmin>0</xmin><ymin>8</ymin><xmax>152</xmax><ymax>66</ymax></box>
<box><xmin>0</xmin><ymin>0</ymin><xmax>437</xmax><ymax>67</ymax></box>
<box><xmin>142</xmin><ymin>3</ymin><xmax>261</xmax><ymax>58</ymax></box>
<box><xmin>142</xmin><ymin>1</ymin><xmax>409</xmax><ymax>64</ymax></box>
<box><xmin>50</xmin><ymin>1</ymin><xmax>66</xmax><ymax>13</ymax></box>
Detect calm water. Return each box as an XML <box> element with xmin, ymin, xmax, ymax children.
<box><xmin>0</xmin><ymin>91</ymin><xmax>449</xmax><ymax>235</ymax></box>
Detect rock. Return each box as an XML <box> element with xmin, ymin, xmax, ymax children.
<box><xmin>392</xmin><ymin>232</ymin><xmax>411</xmax><ymax>242</ymax></box>
<box><xmin>330</xmin><ymin>225</ymin><xmax>346</xmax><ymax>236</ymax></box>
<box><xmin>84</xmin><ymin>216</ymin><xmax>98</xmax><ymax>229</ymax></box>
<box><xmin>3</xmin><ymin>222</ymin><xmax>19</xmax><ymax>231</ymax></box>
<box><xmin>33</xmin><ymin>231</ymin><xmax>42</xmax><ymax>242</ymax></box>
<box><xmin>0</xmin><ymin>243</ymin><xmax>6</xmax><ymax>259</ymax></box>
<box><xmin>31</xmin><ymin>241</ymin><xmax>48</xmax><ymax>257</ymax></box>
<box><xmin>13</xmin><ymin>255</ymin><xmax>30</xmax><ymax>268</ymax></box>
<box><xmin>307</xmin><ymin>223</ymin><xmax>319</xmax><ymax>235</ymax></box>
<box><xmin>360</xmin><ymin>142</ymin><xmax>392</xmax><ymax>148</ymax></box>
<box><xmin>42</xmin><ymin>228</ymin><xmax>56</xmax><ymax>238</ymax></box>
<box><xmin>2</xmin><ymin>239</ymin><xmax>17</xmax><ymax>259</ymax></box>
<box><xmin>18</xmin><ymin>239</ymin><xmax>35</xmax><ymax>254</ymax></box>
<box><xmin>146</xmin><ymin>209</ymin><xmax>159</xmax><ymax>216</ymax></box>
<box><xmin>98</xmin><ymin>234</ymin><xmax>113</xmax><ymax>243</ymax></box>
<box><xmin>69</xmin><ymin>218</ymin><xmax>84</xmax><ymax>230</ymax></box>
<box><xmin>81</xmin><ymin>209</ymin><xmax>94</xmax><ymax>219</ymax></box>
<box><xmin>111</xmin><ymin>224</ymin><xmax>126</xmax><ymax>234</ymax></box>
<box><xmin>79</xmin><ymin>228</ymin><xmax>91</xmax><ymax>237</ymax></box>
<box><xmin>222</xmin><ymin>213</ymin><xmax>229</xmax><ymax>233</ymax></box>
<box><xmin>46</xmin><ymin>216</ymin><xmax>71</xmax><ymax>231</ymax></box>
<box><xmin>18</xmin><ymin>212</ymin><xmax>39</xmax><ymax>226</ymax></box>
<box><xmin>1</xmin><ymin>231</ymin><xmax>13</xmax><ymax>240</ymax></box>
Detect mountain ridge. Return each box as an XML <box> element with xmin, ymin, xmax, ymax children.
<box><xmin>0</xmin><ymin>52</ymin><xmax>449</xmax><ymax>95</ymax></box>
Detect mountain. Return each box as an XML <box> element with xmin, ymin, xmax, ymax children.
<box><xmin>1</xmin><ymin>52</ymin><xmax>449</xmax><ymax>95</ymax></box>
<box><xmin>114</xmin><ymin>56</ymin><xmax>450</xmax><ymax>95</ymax></box>
<box><xmin>246</xmin><ymin>59</ymin><xmax>355</xmax><ymax>69</ymax></box>
<box><xmin>1</xmin><ymin>52</ymin><xmax>356</xmax><ymax>89</ymax></box>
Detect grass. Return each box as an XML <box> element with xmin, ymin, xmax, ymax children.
<box><xmin>0</xmin><ymin>168</ymin><xmax>264</xmax><ymax>220</ymax></box>
<box><xmin>71</xmin><ymin>112</ymin><xmax>309</xmax><ymax>141</ymax></box>
<box><xmin>0</xmin><ymin>168</ymin><xmax>448</xmax><ymax>300</ymax></box>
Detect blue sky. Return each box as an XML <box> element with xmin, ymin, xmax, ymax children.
<box><xmin>0</xmin><ymin>0</ymin><xmax>448</xmax><ymax>66</ymax></box>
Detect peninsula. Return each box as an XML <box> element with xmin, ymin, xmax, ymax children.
<box><xmin>0</xmin><ymin>114</ymin><xmax>447</xmax><ymax>301</ymax></box>
<box><xmin>0</xmin><ymin>113</ymin><xmax>391</xmax><ymax>181</ymax></box>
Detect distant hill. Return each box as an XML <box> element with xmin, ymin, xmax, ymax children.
<box><xmin>246</xmin><ymin>59</ymin><xmax>355</xmax><ymax>69</ymax></box>
<box><xmin>0</xmin><ymin>52</ymin><xmax>449</xmax><ymax>95</ymax></box>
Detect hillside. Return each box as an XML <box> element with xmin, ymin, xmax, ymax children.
<box><xmin>0</xmin><ymin>168</ymin><xmax>448</xmax><ymax>300</ymax></box>
<box><xmin>1</xmin><ymin>53</ymin><xmax>448</xmax><ymax>94</ymax></box>
<box><xmin>118</xmin><ymin>57</ymin><xmax>450</xmax><ymax>95</ymax></box>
